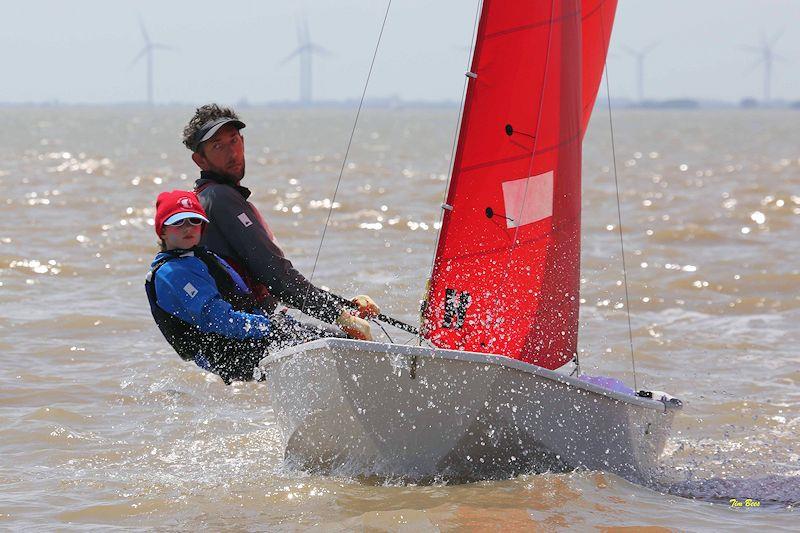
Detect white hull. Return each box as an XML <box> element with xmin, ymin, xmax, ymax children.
<box><xmin>260</xmin><ymin>338</ymin><xmax>680</xmax><ymax>482</ymax></box>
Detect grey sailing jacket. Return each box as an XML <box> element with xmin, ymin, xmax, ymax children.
<box><xmin>194</xmin><ymin>171</ymin><xmax>342</xmax><ymax>324</ymax></box>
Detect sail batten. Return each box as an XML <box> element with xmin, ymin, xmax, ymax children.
<box><xmin>422</xmin><ymin>0</ymin><xmax>617</xmax><ymax>369</ymax></box>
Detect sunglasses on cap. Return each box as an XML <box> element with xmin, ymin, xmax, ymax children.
<box><xmin>166</xmin><ymin>217</ymin><xmax>205</xmax><ymax>228</ymax></box>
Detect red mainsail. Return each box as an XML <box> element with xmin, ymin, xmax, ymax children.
<box><xmin>422</xmin><ymin>0</ymin><xmax>617</xmax><ymax>369</ymax></box>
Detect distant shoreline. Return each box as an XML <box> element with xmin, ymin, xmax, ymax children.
<box><xmin>0</xmin><ymin>98</ymin><xmax>798</xmax><ymax>110</ymax></box>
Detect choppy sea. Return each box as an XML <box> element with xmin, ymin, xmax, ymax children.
<box><xmin>0</xmin><ymin>106</ymin><xmax>797</xmax><ymax>530</ymax></box>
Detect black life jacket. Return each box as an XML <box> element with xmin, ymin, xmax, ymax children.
<box><xmin>145</xmin><ymin>247</ymin><xmax>269</xmax><ymax>384</ymax></box>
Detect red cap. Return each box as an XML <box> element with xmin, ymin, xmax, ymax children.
<box><xmin>154</xmin><ymin>190</ymin><xmax>209</xmax><ymax>236</ymax></box>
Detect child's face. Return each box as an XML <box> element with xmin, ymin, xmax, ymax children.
<box><xmin>161</xmin><ymin>219</ymin><xmax>203</xmax><ymax>250</ymax></box>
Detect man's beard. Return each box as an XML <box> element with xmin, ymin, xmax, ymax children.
<box><xmin>213</xmin><ymin>161</ymin><xmax>246</xmax><ymax>183</ymax></box>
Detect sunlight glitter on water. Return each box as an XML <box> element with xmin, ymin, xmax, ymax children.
<box><xmin>0</xmin><ymin>107</ymin><xmax>797</xmax><ymax>530</ymax></box>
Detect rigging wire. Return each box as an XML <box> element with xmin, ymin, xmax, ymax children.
<box><xmin>303</xmin><ymin>0</ymin><xmax>393</xmax><ymax>306</ymax></box>
<box><xmin>603</xmin><ymin>62</ymin><xmax>638</xmax><ymax>392</ymax></box>
<box><xmin>372</xmin><ymin>319</ymin><xmax>395</xmax><ymax>344</ymax></box>
<box><xmin>422</xmin><ymin>0</ymin><xmax>484</xmax><ymax>343</ymax></box>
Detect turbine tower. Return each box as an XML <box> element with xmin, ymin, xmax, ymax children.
<box><xmin>280</xmin><ymin>15</ymin><xmax>329</xmax><ymax>104</ymax></box>
<box><xmin>130</xmin><ymin>18</ymin><xmax>172</xmax><ymax>106</ymax></box>
<box><xmin>744</xmin><ymin>31</ymin><xmax>785</xmax><ymax>103</ymax></box>
<box><xmin>622</xmin><ymin>43</ymin><xmax>658</xmax><ymax>103</ymax></box>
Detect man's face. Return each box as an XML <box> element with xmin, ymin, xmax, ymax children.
<box><xmin>191</xmin><ymin>123</ymin><xmax>246</xmax><ymax>180</ymax></box>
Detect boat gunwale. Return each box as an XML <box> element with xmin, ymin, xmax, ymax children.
<box><xmin>259</xmin><ymin>338</ymin><xmax>682</xmax><ymax>413</ymax></box>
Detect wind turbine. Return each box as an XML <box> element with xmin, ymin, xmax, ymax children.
<box><xmin>622</xmin><ymin>42</ymin><xmax>659</xmax><ymax>103</ymax></box>
<box><xmin>280</xmin><ymin>15</ymin><xmax>330</xmax><ymax>104</ymax></box>
<box><xmin>744</xmin><ymin>31</ymin><xmax>786</xmax><ymax>103</ymax></box>
<box><xmin>130</xmin><ymin>18</ymin><xmax>172</xmax><ymax>106</ymax></box>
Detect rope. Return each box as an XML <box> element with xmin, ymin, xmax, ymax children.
<box><xmin>510</xmin><ymin>0</ymin><xmax>556</xmax><ymax>253</ymax></box>
<box><xmin>603</xmin><ymin>62</ymin><xmax>638</xmax><ymax>391</ymax></box>
<box><xmin>373</xmin><ymin>319</ymin><xmax>395</xmax><ymax>344</ymax></box>
<box><xmin>304</xmin><ymin>0</ymin><xmax>393</xmax><ymax>302</ymax></box>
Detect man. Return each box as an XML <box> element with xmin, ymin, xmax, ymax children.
<box><xmin>181</xmin><ymin>103</ymin><xmax>377</xmax><ymax>346</ymax></box>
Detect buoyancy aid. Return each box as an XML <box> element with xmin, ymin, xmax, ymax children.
<box><xmin>145</xmin><ymin>247</ymin><xmax>269</xmax><ymax>384</ymax></box>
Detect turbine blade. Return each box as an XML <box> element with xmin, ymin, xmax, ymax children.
<box><xmin>642</xmin><ymin>41</ymin><xmax>660</xmax><ymax>55</ymax></box>
<box><xmin>308</xmin><ymin>43</ymin><xmax>331</xmax><ymax>56</ymax></box>
<box><xmin>302</xmin><ymin>14</ymin><xmax>310</xmax><ymax>45</ymax></box>
<box><xmin>769</xmin><ymin>29</ymin><xmax>784</xmax><ymax>46</ymax></box>
<box><xmin>295</xmin><ymin>15</ymin><xmax>303</xmax><ymax>46</ymax></box>
<box><xmin>280</xmin><ymin>48</ymin><xmax>303</xmax><ymax>65</ymax></box>
<box><xmin>129</xmin><ymin>47</ymin><xmax>148</xmax><ymax>68</ymax></box>
<box><xmin>151</xmin><ymin>43</ymin><xmax>175</xmax><ymax>51</ymax></box>
<box><xmin>743</xmin><ymin>57</ymin><xmax>763</xmax><ymax>74</ymax></box>
<box><xmin>138</xmin><ymin>16</ymin><xmax>150</xmax><ymax>44</ymax></box>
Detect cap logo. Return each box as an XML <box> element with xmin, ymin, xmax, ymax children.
<box><xmin>178</xmin><ymin>197</ymin><xmax>193</xmax><ymax>209</ymax></box>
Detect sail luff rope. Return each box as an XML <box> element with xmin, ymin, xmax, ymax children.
<box><xmin>509</xmin><ymin>0</ymin><xmax>556</xmax><ymax>254</ymax></box>
<box><xmin>302</xmin><ymin>1</ymin><xmax>392</xmax><ymax>310</ymax></box>
<box><xmin>603</xmin><ymin>62</ymin><xmax>638</xmax><ymax>392</ymax></box>
<box><xmin>421</xmin><ymin>0</ymin><xmax>483</xmax><ymax>343</ymax></box>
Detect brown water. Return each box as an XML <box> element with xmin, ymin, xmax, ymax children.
<box><xmin>0</xmin><ymin>107</ymin><xmax>797</xmax><ymax>530</ymax></box>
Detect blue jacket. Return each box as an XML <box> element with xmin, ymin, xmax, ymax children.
<box><xmin>151</xmin><ymin>250</ymin><xmax>271</xmax><ymax>340</ymax></box>
<box><xmin>146</xmin><ymin>247</ymin><xmax>272</xmax><ymax>383</ymax></box>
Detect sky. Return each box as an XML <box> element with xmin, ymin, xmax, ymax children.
<box><xmin>1</xmin><ymin>0</ymin><xmax>798</xmax><ymax>105</ymax></box>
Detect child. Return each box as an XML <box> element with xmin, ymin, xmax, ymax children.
<box><xmin>145</xmin><ymin>190</ymin><xmax>271</xmax><ymax>383</ymax></box>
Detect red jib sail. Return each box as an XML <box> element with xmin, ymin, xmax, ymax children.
<box><xmin>422</xmin><ymin>0</ymin><xmax>617</xmax><ymax>369</ymax></box>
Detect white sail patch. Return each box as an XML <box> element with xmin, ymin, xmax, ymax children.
<box><xmin>501</xmin><ymin>171</ymin><xmax>554</xmax><ymax>228</ymax></box>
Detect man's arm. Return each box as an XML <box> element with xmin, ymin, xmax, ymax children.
<box><xmin>202</xmin><ymin>185</ymin><xmax>343</xmax><ymax>323</ymax></box>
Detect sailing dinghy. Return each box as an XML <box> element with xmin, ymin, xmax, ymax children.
<box><xmin>260</xmin><ymin>0</ymin><xmax>682</xmax><ymax>482</ymax></box>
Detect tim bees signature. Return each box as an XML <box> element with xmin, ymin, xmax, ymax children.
<box><xmin>729</xmin><ymin>498</ymin><xmax>761</xmax><ymax>508</ymax></box>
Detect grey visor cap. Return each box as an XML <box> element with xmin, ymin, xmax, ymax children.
<box><xmin>191</xmin><ymin>117</ymin><xmax>246</xmax><ymax>151</ymax></box>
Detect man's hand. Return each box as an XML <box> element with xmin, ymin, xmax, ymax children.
<box><xmin>351</xmin><ymin>294</ymin><xmax>380</xmax><ymax>319</ymax></box>
<box><xmin>336</xmin><ymin>310</ymin><xmax>373</xmax><ymax>341</ymax></box>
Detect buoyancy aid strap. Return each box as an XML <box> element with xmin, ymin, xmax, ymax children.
<box><xmin>194</xmin><ymin>181</ymin><xmax>213</xmax><ymax>195</ymax></box>
<box><xmin>145</xmin><ymin>250</ymin><xmax>183</xmax><ymax>285</ymax></box>
<box><xmin>213</xmin><ymin>254</ymin><xmax>273</xmax><ymax>305</ymax></box>
<box><xmin>193</xmin><ymin>248</ymin><xmax>261</xmax><ymax>311</ymax></box>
